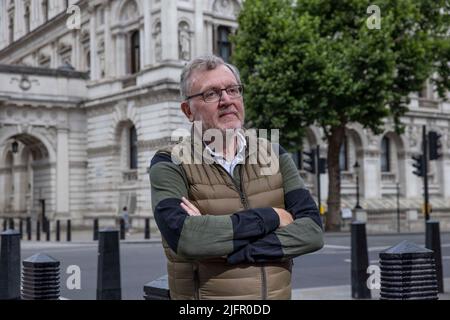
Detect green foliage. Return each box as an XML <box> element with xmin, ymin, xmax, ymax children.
<box><xmin>232</xmin><ymin>0</ymin><xmax>450</xmax><ymax>149</ymax></box>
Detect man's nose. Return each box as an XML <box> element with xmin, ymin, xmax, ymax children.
<box><xmin>219</xmin><ymin>89</ymin><xmax>232</xmax><ymax>104</ymax></box>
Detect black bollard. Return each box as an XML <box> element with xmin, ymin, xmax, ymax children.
<box><xmin>2</xmin><ymin>219</ymin><xmax>6</xmax><ymax>231</ymax></box>
<box><xmin>0</xmin><ymin>230</ymin><xmax>21</xmax><ymax>300</ymax></box>
<box><xmin>97</xmin><ymin>228</ymin><xmax>121</xmax><ymax>300</ymax></box>
<box><xmin>380</xmin><ymin>240</ymin><xmax>438</xmax><ymax>300</ymax></box>
<box><xmin>56</xmin><ymin>220</ymin><xmax>60</xmax><ymax>242</ymax></box>
<box><xmin>426</xmin><ymin>220</ymin><xmax>444</xmax><ymax>293</ymax></box>
<box><xmin>143</xmin><ymin>275</ymin><xmax>170</xmax><ymax>300</ymax></box>
<box><xmin>26</xmin><ymin>217</ymin><xmax>31</xmax><ymax>241</ymax></box>
<box><xmin>19</xmin><ymin>219</ymin><xmax>23</xmax><ymax>240</ymax></box>
<box><xmin>9</xmin><ymin>218</ymin><xmax>14</xmax><ymax>230</ymax></box>
<box><xmin>93</xmin><ymin>218</ymin><xmax>99</xmax><ymax>241</ymax></box>
<box><xmin>144</xmin><ymin>218</ymin><xmax>150</xmax><ymax>239</ymax></box>
<box><xmin>120</xmin><ymin>218</ymin><xmax>125</xmax><ymax>240</ymax></box>
<box><xmin>46</xmin><ymin>220</ymin><xmax>51</xmax><ymax>242</ymax></box>
<box><xmin>66</xmin><ymin>220</ymin><xmax>71</xmax><ymax>242</ymax></box>
<box><xmin>36</xmin><ymin>220</ymin><xmax>41</xmax><ymax>241</ymax></box>
<box><xmin>21</xmin><ymin>253</ymin><xmax>60</xmax><ymax>300</ymax></box>
<box><xmin>351</xmin><ymin>221</ymin><xmax>371</xmax><ymax>299</ymax></box>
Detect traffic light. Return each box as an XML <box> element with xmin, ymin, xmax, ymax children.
<box><xmin>412</xmin><ymin>154</ymin><xmax>424</xmax><ymax>177</ymax></box>
<box><xmin>303</xmin><ymin>150</ymin><xmax>316</xmax><ymax>174</ymax></box>
<box><xmin>428</xmin><ymin>131</ymin><xmax>442</xmax><ymax>160</ymax></box>
<box><xmin>318</xmin><ymin>158</ymin><xmax>327</xmax><ymax>174</ymax></box>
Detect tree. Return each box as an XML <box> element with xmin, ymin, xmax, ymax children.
<box><xmin>232</xmin><ymin>0</ymin><xmax>450</xmax><ymax>231</ymax></box>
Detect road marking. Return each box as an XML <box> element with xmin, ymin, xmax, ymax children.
<box><xmin>344</xmin><ymin>259</ymin><xmax>379</xmax><ymax>264</ymax></box>
<box><xmin>324</xmin><ymin>245</ymin><xmax>350</xmax><ymax>250</ymax></box>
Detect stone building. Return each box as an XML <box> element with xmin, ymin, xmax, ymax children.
<box><xmin>0</xmin><ymin>0</ymin><xmax>449</xmax><ymax>232</ymax></box>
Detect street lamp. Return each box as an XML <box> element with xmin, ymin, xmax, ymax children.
<box><xmin>12</xmin><ymin>140</ymin><xmax>19</xmax><ymax>153</ymax></box>
<box><xmin>354</xmin><ymin>161</ymin><xmax>362</xmax><ymax>209</ymax></box>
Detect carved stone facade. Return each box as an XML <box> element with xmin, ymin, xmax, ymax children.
<box><xmin>1</xmin><ymin>0</ymin><xmax>449</xmax><ymax>232</ymax></box>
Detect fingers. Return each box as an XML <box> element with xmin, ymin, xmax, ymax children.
<box><xmin>182</xmin><ymin>197</ymin><xmax>201</xmax><ymax>215</ymax></box>
<box><xmin>181</xmin><ymin>197</ymin><xmax>201</xmax><ymax>216</ymax></box>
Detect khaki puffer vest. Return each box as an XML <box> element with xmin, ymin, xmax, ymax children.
<box><xmin>160</xmin><ymin>134</ymin><xmax>292</xmax><ymax>300</ymax></box>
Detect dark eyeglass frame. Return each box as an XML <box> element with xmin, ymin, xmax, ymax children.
<box><xmin>185</xmin><ymin>84</ymin><xmax>244</xmax><ymax>103</ymax></box>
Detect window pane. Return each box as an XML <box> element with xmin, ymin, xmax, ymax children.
<box><xmin>130</xmin><ymin>126</ymin><xmax>138</xmax><ymax>169</ymax></box>
<box><xmin>339</xmin><ymin>138</ymin><xmax>347</xmax><ymax>171</ymax></box>
<box><xmin>381</xmin><ymin>137</ymin><xmax>390</xmax><ymax>172</ymax></box>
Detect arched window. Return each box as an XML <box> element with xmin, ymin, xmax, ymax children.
<box><xmin>339</xmin><ymin>136</ymin><xmax>348</xmax><ymax>171</ymax></box>
<box><xmin>381</xmin><ymin>136</ymin><xmax>390</xmax><ymax>172</ymax></box>
<box><xmin>42</xmin><ymin>0</ymin><xmax>49</xmax><ymax>22</ymax></box>
<box><xmin>24</xmin><ymin>5</ymin><xmax>30</xmax><ymax>33</ymax></box>
<box><xmin>217</xmin><ymin>26</ymin><xmax>231</xmax><ymax>62</ymax></box>
<box><xmin>129</xmin><ymin>126</ymin><xmax>138</xmax><ymax>169</ymax></box>
<box><xmin>8</xmin><ymin>15</ymin><xmax>14</xmax><ymax>43</ymax></box>
<box><xmin>130</xmin><ymin>30</ymin><xmax>140</xmax><ymax>74</ymax></box>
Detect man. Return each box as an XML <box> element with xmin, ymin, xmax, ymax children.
<box><xmin>149</xmin><ymin>54</ymin><xmax>323</xmax><ymax>300</ymax></box>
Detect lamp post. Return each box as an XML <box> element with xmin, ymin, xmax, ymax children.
<box><xmin>12</xmin><ymin>140</ymin><xmax>18</xmax><ymax>153</ymax></box>
<box><xmin>354</xmin><ymin>161</ymin><xmax>362</xmax><ymax>209</ymax></box>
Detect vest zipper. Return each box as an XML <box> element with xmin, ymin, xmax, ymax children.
<box><xmin>213</xmin><ymin>163</ymin><xmax>249</xmax><ymax>210</ymax></box>
<box><xmin>261</xmin><ymin>266</ymin><xmax>268</xmax><ymax>300</ymax></box>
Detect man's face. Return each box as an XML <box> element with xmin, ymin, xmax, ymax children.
<box><xmin>181</xmin><ymin>65</ymin><xmax>245</xmax><ymax>132</ymax></box>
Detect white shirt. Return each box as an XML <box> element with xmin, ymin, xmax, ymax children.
<box><xmin>204</xmin><ymin>131</ymin><xmax>247</xmax><ymax>176</ymax></box>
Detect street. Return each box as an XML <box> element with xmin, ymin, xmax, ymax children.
<box><xmin>20</xmin><ymin>232</ymin><xmax>450</xmax><ymax>300</ymax></box>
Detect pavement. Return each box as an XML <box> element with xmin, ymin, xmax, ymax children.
<box><xmin>292</xmin><ymin>279</ymin><xmax>450</xmax><ymax>300</ymax></box>
<box><xmin>13</xmin><ymin>228</ymin><xmax>450</xmax><ymax>300</ymax></box>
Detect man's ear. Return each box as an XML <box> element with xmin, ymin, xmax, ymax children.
<box><xmin>181</xmin><ymin>101</ymin><xmax>194</xmax><ymax>122</ymax></box>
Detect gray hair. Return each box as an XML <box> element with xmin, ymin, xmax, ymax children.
<box><xmin>180</xmin><ymin>54</ymin><xmax>242</xmax><ymax>100</ymax></box>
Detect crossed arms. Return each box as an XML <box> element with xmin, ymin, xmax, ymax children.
<box><xmin>149</xmin><ymin>148</ymin><xmax>324</xmax><ymax>264</ymax></box>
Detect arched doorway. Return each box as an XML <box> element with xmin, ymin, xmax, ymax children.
<box><xmin>0</xmin><ymin>134</ymin><xmax>53</xmax><ymax>225</ymax></box>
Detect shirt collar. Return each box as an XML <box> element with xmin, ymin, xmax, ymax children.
<box><xmin>205</xmin><ymin>130</ymin><xmax>247</xmax><ymax>162</ymax></box>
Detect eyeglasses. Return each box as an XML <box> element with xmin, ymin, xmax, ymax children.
<box><xmin>186</xmin><ymin>85</ymin><xmax>244</xmax><ymax>103</ymax></box>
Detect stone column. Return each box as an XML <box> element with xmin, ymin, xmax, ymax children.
<box><xmin>205</xmin><ymin>20</ymin><xmax>214</xmax><ymax>54</ymax></box>
<box><xmin>143</xmin><ymin>0</ymin><xmax>152</xmax><ymax>67</ymax></box>
<box><xmin>56</xmin><ymin>128</ymin><xmax>69</xmax><ymax>217</ymax></box>
<box><xmin>71</xmin><ymin>30</ymin><xmax>81</xmax><ymax>70</ymax></box>
<box><xmin>442</xmin><ymin>157</ymin><xmax>450</xmax><ymax>198</ymax></box>
<box><xmin>361</xmin><ymin>150</ymin><xmax>381</xmax><ymax>199</ymax></box>
<box><xmin>89</xmin><ymin>5</ymin><xmax>99</xmax><ymax>80</ymax></box>
<box><xmin>114</xmin><ymin>32</ymin><xmax>126</xmax><ymax>76</ymax></box>
<box><xmin>104</xmin><ymin>2</ymin><xmax>114</xmax><ymax>77</ymax></box>
<box><xmin>51</xmin><ymin>41</ymin><xmax>59</xmax><ymax>68</ymax></box>
<box><xmin>161</xmin><ymin>0</ymin><xmax>178</xmax><ymax>61</ymax></box>
<box><xmin>194</xmin><ymin>0</ymin><xmax>204</xmax><ymax>57</ymax></box>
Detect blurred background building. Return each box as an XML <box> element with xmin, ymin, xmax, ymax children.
<box><xmin>0</xmin><ymin>0</ymin><xmax>449</xmax><ymax>231</ymax></box>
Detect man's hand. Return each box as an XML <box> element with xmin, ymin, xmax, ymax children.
<box><xmin>181</xmin><ymin>197</ymin><xmax>202</xmax><ymax>216</ymax></box>
<box><xmin>273</xmin><ymin>208</ymin><xmax>294</xmax><ymax>228</ymax></box>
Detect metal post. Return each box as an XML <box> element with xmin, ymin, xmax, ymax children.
<box><xmin>426</xmin><ymin>221</ymin><xmax>444</xmax><ymax>293</ymax></box>
<box><xmin>93</xmin><ymin>218</ymin><xmax>99</xmax><ymax>241</ymax></box>
<box><xmin>46</xmin><ymin>220</ymin><xmax>50</xmax><ymax>242</ymax></box>
<box><xmin>144</xmin><ymin>218</ymin><xmax>150</xmax><ymax>239</ymax></box>
<box><xmin>97</xmin><ymin>228</ymin><xmax>121</xmax><ymax>300</ymax></box>
<box><xmin>120</xmin><ymin>218</ymin><xmax>125</xmax><ymax>240</ymax></box>
<box><xmin>0</xmin><ymin>230</ymin><xmax>21</xmax><ymax>300</ymax></box>
<box><xmin>316</xmin><ymin>145</ymin><xmax>321</xmax><ymax>215</ymax></box>
<box><xmin>351</xmin><ymin>221</ymin><xmax>371</xmax><ymax>299</ymax></box>
<box><xmin>21</xmin><ymin>253</ymin><xmax>60</xmax><ymax>300</ymax></box>
<box><xmin>19</xmin><ymin>219</ymin><xmax>23</xmax><ymax>240</ymax></box>
<box><xmin>56</xmin><ymin>220</ymin><xmax>60</xmax><ymax>242</ymax></box>
<box><xmin>36</xmin><ymin>220</ymin><xmax>41</xmax><ymax>241</ymax></box>
<box><xmin>2</xmin><ymin>219</ymin><xmax>6</xmax><ymax>231</ymax></box>
<box><xmin>380</xmin><ymin>240</ymin><xmax>438</xmax><ymax>300</ymax></box>
<box><xmin>396</xmin><ymin>182</ymin><xmax>400</xmax><ymax>233</ymax></box>
<box><xmin>354</xmin><ymin>162</ymin><xmax>362</xmax><ymax>209</ymax></box>
<box><xmin>66</xmin><ymin>220</ymin><xmax>71</xmax><ymax>242</ymax></box>
<box><xmin>423</xmin><ymin>125</ymin><xmax>430</xmax><ymax>221</ymax></box>
<box><xmin>26</xmin><ymin>217</ymin><xmax>31</xmax><ymax>241</ymax></box>
<box><xmin>8</xmin><ymin>218</ymin><xmax>14</xmax><ymax>230</ymax></box>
